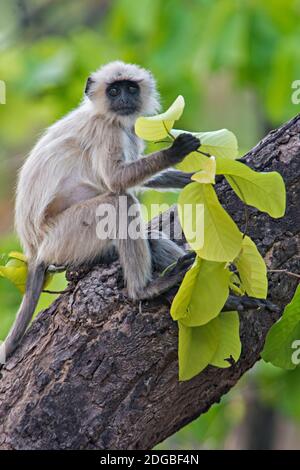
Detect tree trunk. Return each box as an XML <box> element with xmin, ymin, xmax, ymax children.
<box><xmin>0</xmin><ymin>115</ymin><xmax>299</xmax><ymax>450</ymax></box>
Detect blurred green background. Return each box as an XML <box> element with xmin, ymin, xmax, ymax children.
<box><xmin>0</xmin><ymin>0</ymin><xmax>300</xmax><ymax>449</ymax></box>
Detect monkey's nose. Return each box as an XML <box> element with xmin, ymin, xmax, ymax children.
<box><xmin>120</xmin><ymin>89</ymin><xmax>131</xmax><ymax>105</ymax></box>
<box><xmin>120</xmin><ymin>97</ymin><xmax>130</xmax><ymax>107</ymax></box>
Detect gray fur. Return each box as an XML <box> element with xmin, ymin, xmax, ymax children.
<box><xmin>144</xmin><ymin>169</ymin><xmax>194</xmax><ymax>189</ymax></box>
<box><xmin>7</xmin><ymin>61</ymin><xmax>199</xmax><ymax>359</ymax></box>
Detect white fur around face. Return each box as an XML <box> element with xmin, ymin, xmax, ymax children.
<box><xmin>86</xmin><ymin>60</ymin><xmax>161</xmax><ymax>125</ymax></box>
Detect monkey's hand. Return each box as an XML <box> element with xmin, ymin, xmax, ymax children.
<box><xmin>165</xmin><ymin>133</ymin><xmax>200</xmax><ymax>165</ymax></box>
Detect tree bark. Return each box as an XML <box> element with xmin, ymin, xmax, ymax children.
<box><xmin>0</xmin><ymin>115</ymin><xmax>299</xmax><ymax>450</ymax></box>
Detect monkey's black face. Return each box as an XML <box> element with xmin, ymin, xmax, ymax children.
<box><xmin>106</xmin><ymin>80</ymin><xmax>141</xmax><ymax>116</ymax></box>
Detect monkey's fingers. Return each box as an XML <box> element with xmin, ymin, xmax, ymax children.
<box><xmin>173</xmin><ymin>134</ymin><xmax>200</xmax><ymax>153</ymax></box>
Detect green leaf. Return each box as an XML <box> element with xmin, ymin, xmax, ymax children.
<box><xmin>262</xmin><ymin>285</ymin><xmax>300</xmax><ymax>370</ymax></box>
<box><xmin>235</xmin><ymin>235</ymin><xmax>268</xmax><ymax>299</ymax></box>
<box><xmin>216</xmin><ymin>158</ymin><xmax>286</xmax><ymax>218</ymax></box>
<box><xmin>191</xmin><ymin>156</ymin><xmax>216</xmax><ymax>184</ymax></box>
<box><xmin>177</xmin><ymin>182</ymin><xmax>205</xmax><ymax>253</ymax></box>
<box><xmin>0</xmin><ymin>259</ymin><xmax>28</xmax><ymax>294</ymax></box>
<box><xmin>172</xmin><ymin>128</ymin><xmax>239</xmax><ymax>173</ymax></box>
<box><xmin>210</xmin><ymin>311</ymin><xmax>241</xmax><ymax>368</ymax></box>
<box><xmin>35</xmin><ymin>272</ymin><xmax>67</xmax><ymax>316</ymax></box>
<box><xmin>0</xmin><ymin>251</ymin><xmax>53</xmax><ymax>293</ymax></box>
<box><xmin>178</xmin><ymin>183</ymin><xmax>242</xmax><ymax>261</ymax></box>
<box><xmin>175</xmin><ymin>150</ymin><xmax>208</xmax><ymax>173</ymax></box>
<box><xmin>178</xmin><ymin>318</ymin><xmax>220</xmax><ymax>381</ymax></box>
<box><xmin>229</xmin><ymin>272</ymin><xmax>245</xmax><ymax>296</ymax></box>
<box><xmin>171</xmin><ymin>257</ymin><xmax>231</xmax><ymax>326</ymax></box>
<box><xmin>8</xmin><ymin>251</ymin><xmax>27</xmax><ymax>262</ymax></box>
<box><xmin>134</xmin><ymin>95</ymin><xmax>185</xmax><ymax>141</ymax></box>
<box><xmin>43</xmin><ymin>271</ymin><xmax>54</xmax><ymax>289</ymax></box>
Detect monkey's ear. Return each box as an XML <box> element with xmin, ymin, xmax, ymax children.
<box><xmin>84</xmin><ymin>76</ymin><xmax>94</xmax><ymax>96</ymax></box>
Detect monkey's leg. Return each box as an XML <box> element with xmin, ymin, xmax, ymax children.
<box><xmin>37</xmin><ymin>193</ymin><xmax>118</xmax><ymax>266</ymax></box>
<box><xmin>130</xmin><ymin>259</ymin><xmax>193</xmax><ymax>300</ymax></box>
<box><xmin>38</xmin><ymin>192</ymin><xmax>192</xmax><ymax>301</ymax></box>
<box><xmin>112</xmin><ymin>193</ymin><xmax>152</xmax><ymax>299</ymax></box>
<box><xmin>39</xmin><ymin>192</ymin><xmax>151</xmax><ymax>299</ymax></box>
<box><xmin>144</xmin><ymin>232</ymin><xmax>196</xmax><ymax>300</ymax></box>
<box><xmin>115</xmin><ymin>196</ymin><xmax>194</xmax><ymax>300</ymax></box>
<box><xmin>117</xmin><ymin>232</ymin><xmax>193</xmax><ymax>300</ymax></box>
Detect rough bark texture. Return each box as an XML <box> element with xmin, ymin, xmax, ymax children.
<box><xmin>0</xmin><ymin>115</ymin><xmax>299</xmax><ymax>450</ymax></box>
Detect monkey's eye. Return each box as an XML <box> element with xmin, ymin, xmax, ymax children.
<box><xmin>128</xmin><ymin>85</ymin><xmax>138</xmax><ymax>94</ymax></box>
<box><xmin>108</xmin><ymin>87</ymin><xmax>120</xmax><ymax>97</ymax></box>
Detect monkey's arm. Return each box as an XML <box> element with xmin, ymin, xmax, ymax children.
<box><xmin>103</xmin><ymin>134</ymin><xmax>199</xmax><ymax>193</ymax></box>
<box><xmin>143</xmin><ymin>170</ymin><xmax>193</xmax><ymax>189</ymax></box>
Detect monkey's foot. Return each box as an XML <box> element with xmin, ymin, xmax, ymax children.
<box><xmin>133</xmin><ymin>252</ymin><xmax>195</xmax><ymax>301</ymax></box>
<box><xmin>160</xmin><ymin>251</ymin><xmax>196</xmax><ymax>276</ymax></box>
<box><xmin>171</xmin><ymin>252</ymin><xmax>196</xmax><ymax>273</ymax></box>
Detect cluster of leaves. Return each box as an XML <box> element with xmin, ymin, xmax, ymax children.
<box><xmin>0</xmin><ymin>94</ymin><xmax>293</xmax><ymax>382</ymax></box>
<box><xmin>135</xmin><ymin>96</ymin><xmax>286</xmax><ymax>381</ymax></box>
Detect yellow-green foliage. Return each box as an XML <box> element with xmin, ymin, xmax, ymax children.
<box><xmin>136</xmin><ymin>95</ymin><xmax>286</xmax><ymax>381</ymax></box>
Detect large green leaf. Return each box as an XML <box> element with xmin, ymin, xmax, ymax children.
<box><xmin>135</xmin><ymin>96</ymin><xmax>185</xmax><ymax>141</ymax></box>
<box><xmin>178</xmin><ymin>183</ymin><xmax>242</xmax><ymax>261</ymax></box>
<box><xmin>210</xmin><ymin>311</ymin><xmax>241</xmax><ymax>368</ymax></box>
<box><xmin>171</xmin><ymin>257</ymin><xmax>231</xmax><ymax>326</ymax></box>
<box><xmin>216</xmin><ymin>158</ymin><xmax>286</xmax><ymax>218</ymax></box>
<box><xmin>235</xmin><ymin>235</ymin><xmax>268</xmax><ymax>299</ymax></box>
<box><xmin>172</xmin><ymin>128</ymin><xmax>238</xmax><ymax>173</ymax></box>
<box><xmin>262</xmin><ymin>285</ymin><xmax>300</xmax><ymax>370</ymax></box>
<box><xmin>178</xmin><ymin>318</ymin><xmax>220</xmax><ymax>381</ymax></box>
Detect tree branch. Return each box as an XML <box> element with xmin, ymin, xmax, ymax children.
<box><xmin>0</xmin><ymin>115</ymin><xmax>299</xmax><ymax>450</ymax></box>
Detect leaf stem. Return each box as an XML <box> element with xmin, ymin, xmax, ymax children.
<box><xmin>196</xmin><ymin>149</ymin><xmax>211</xmax><ymax>157</ymax></box>
<box><xmin>162</xmin><ymin>121</ymin><xmax>175</xmax><ymax>140</ymax></box>
<box><xmin>154</xmin><ymin>139</ymin><xmax>171</xmax><ymax>144</ymax></box>
<box><xmin>42</xmin><ymin>289</ymin><xmax>71</xmax><ymax>294</ymax></box>
<box><xmin>160</xmin><ymin>261</ymin><xmax>177</xmax><ymax>277</ymax></box>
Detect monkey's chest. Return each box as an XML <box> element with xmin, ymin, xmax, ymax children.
<box><xmin>122</xmin><ymin>130</ymin><xmax>141</xmax><ymax>163</ymax></box>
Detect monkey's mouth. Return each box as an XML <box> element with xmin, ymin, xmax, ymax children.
<box><xmin>116</xmin><ymin>106</ymin><xmax>138</xmax><ymax>116</ymax></box>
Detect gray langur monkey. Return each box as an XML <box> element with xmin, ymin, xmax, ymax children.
<box><xmin>1</xmin><ymin>61</ymin><xmax>200</xmax><ymax>361</ymax></box>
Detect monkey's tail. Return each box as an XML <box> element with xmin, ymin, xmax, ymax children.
<box><xmin>0</xmin><ymin>262</ymin><xmax>46</xmax><ymax>364</ymax></box>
